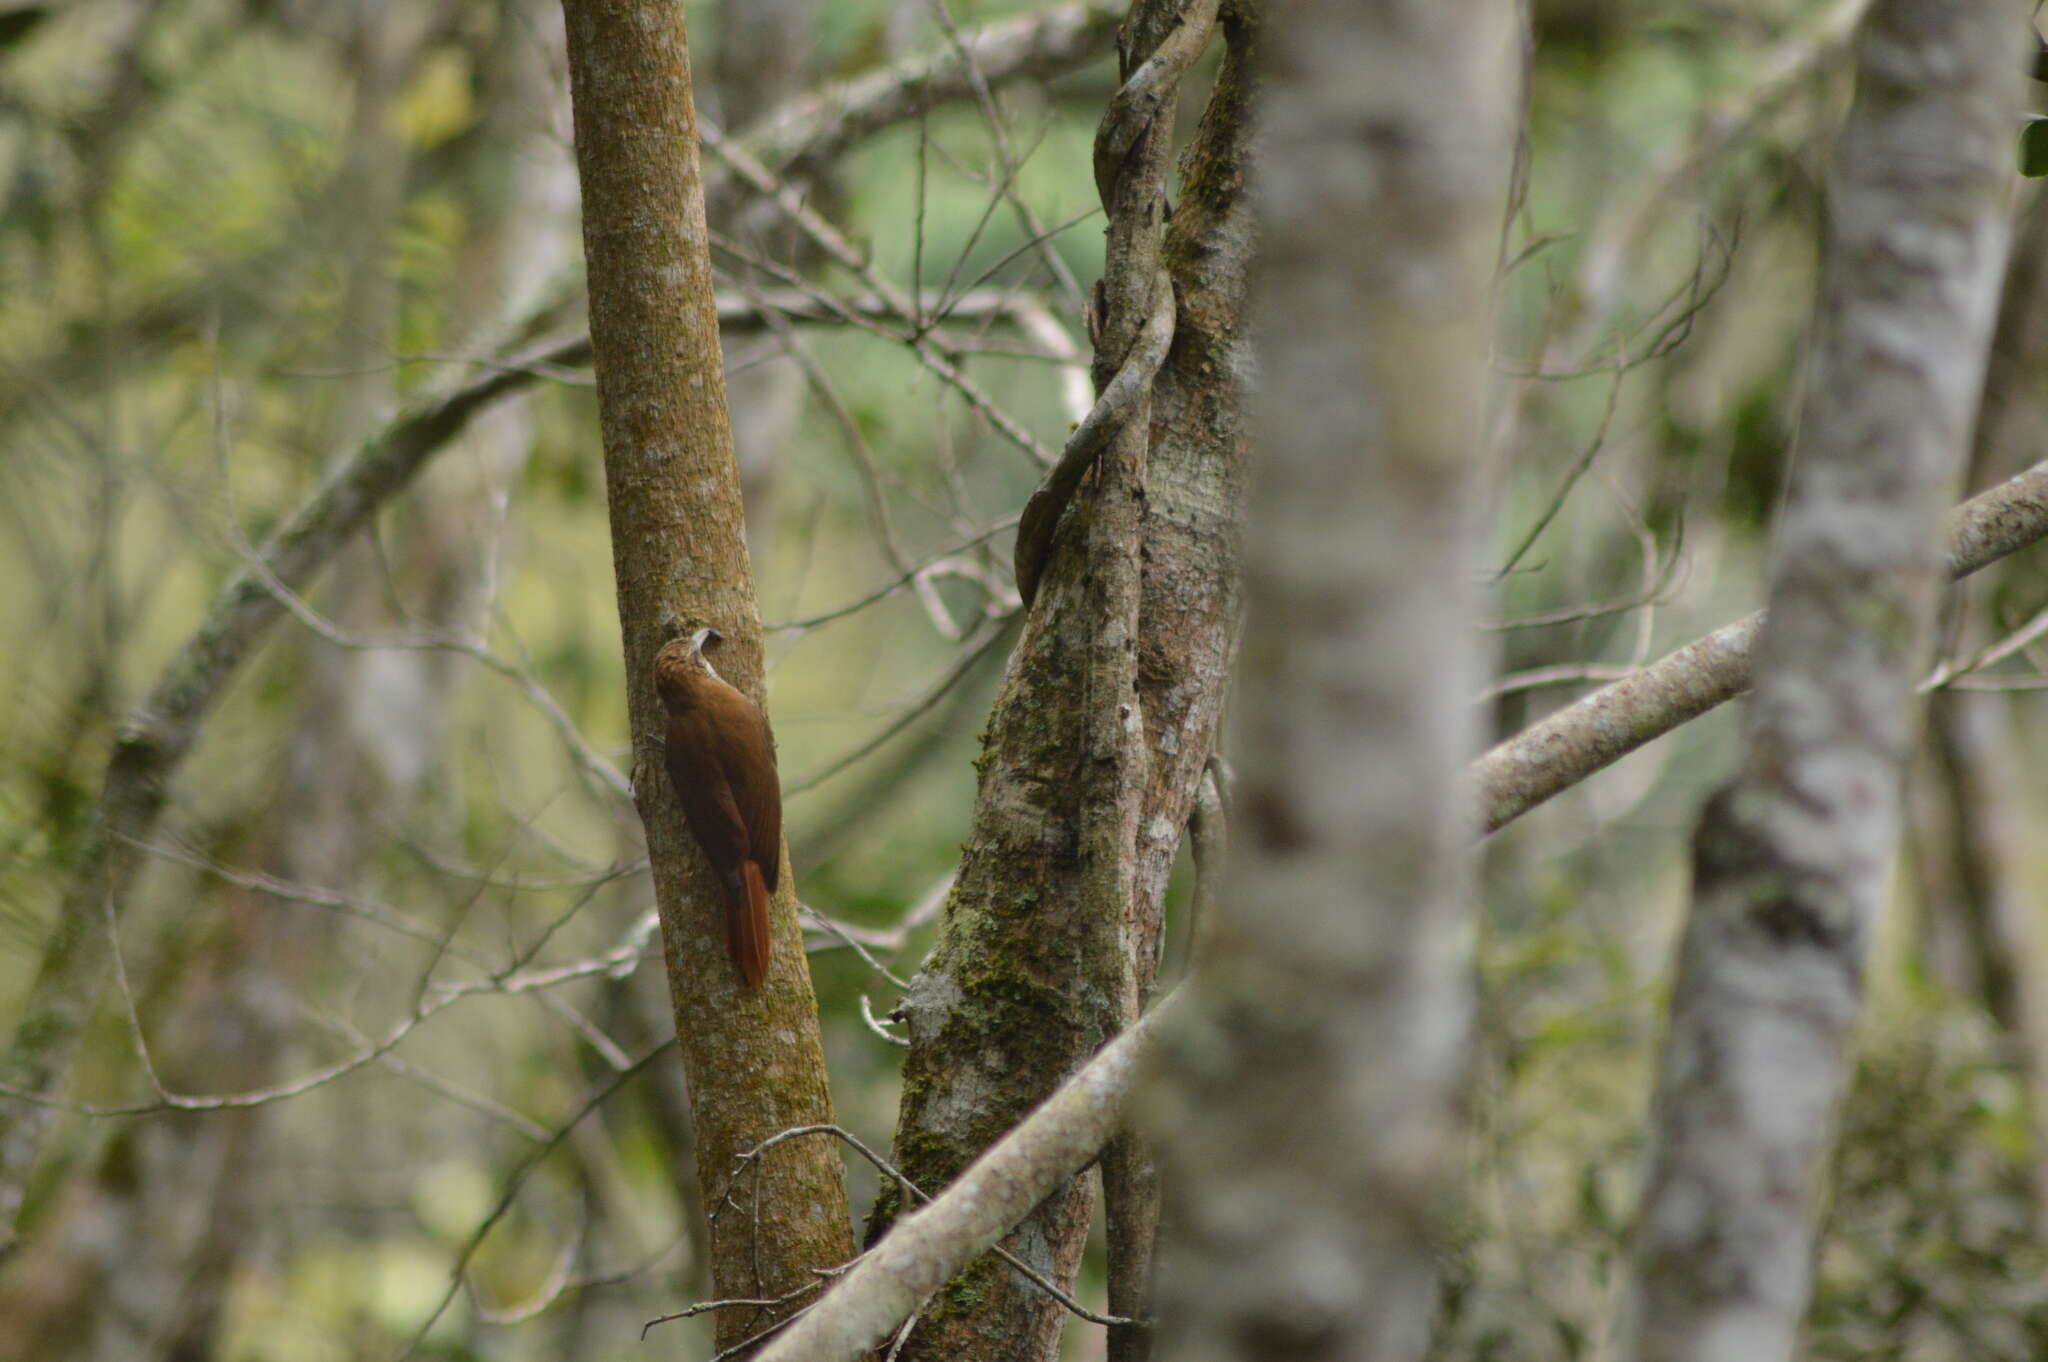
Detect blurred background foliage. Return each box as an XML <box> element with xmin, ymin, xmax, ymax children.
<box><xmin>1</xmin><ymin>0</ymin><xmax>2045</xmax><ymax>1358</ymax></box>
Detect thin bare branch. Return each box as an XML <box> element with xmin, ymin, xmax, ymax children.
<box><xmin>700</xmin><ymin>121</ymin><xmax>1059</xmax><ymax>467</ymax></box>
<box><xmin>399</xmin><ymin>1043</ymin><xmax>671</xmax><ymax>1360</ymax></box>
<box><xmin>725</xmin><ymin>0</ymin><xmax>1122</xmax><ymax>197</ymax></box>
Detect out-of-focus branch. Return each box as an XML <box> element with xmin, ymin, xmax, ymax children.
<box><xmin>715</xmin><ymin>286</ymin><xmax>1077</xmax><ymax>340</ymax></box>
<box><xmin>1562</xmin><ymin>0</ymin><xmax>1870</xmax><ymax>358</ymax></box>
<box><xmin>3</xmin><ymin>0</ymin><xmax>1116</xmax><ymax>424</ymax></box>
<box><xmin>923</xmin><ymin>0</ymin><xmax>1091</xmax><ymax>313</ymax></box>
<box><xmin>1474</xmin><ymin>457</ymin><xmax>2048</xmax><ymax>834</ymax></box>
<box><xmin>399</xmin><ymin>1041</ymin><xmax>673</xmax><ymax>1359</ymax></box>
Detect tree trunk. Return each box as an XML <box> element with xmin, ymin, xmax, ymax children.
<box><xmin>1150</xmin><ymin>4</ymin><xmax>1515</xmax><ymax>1362</ymax></box>
<box><xmin>558</xmin><ymin>1</ymin><xmax>855</xmax><ymax>1349</ymax></box>
<box><xmin>1614</xmin><ymin>4</ymin><xmax>2023</xmax><ymax>1360</ymax></box>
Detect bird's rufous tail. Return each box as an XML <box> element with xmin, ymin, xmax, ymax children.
<box><xmin>727</xmin><ymin>861</ymin><xmax>772</xmax><ymax>987</ymax></box>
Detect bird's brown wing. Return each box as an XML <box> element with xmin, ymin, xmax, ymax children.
<box><xmin>667</xmin><ymin>712</ymin><xmax>770</xmax><ymax>985</ymax></box>
<box><xmin>733</xmin><ymin>708</ymin><xmax>783</xmax><ymax>894</ymax></box>
<box><xmin>665</xmin><ymin>711</ymin><xmax>751</xmax><ymax>873</ymax></box>
<box><xmin>694</xmin><ymin>689</ymin><xmax>780</xmax><ymax>894</ymax></box>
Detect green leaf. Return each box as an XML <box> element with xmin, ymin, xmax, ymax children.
<box><xmin>0</xmin><ymin>6</ymin><xmax>49</xmax><ymax>48</ymax></box>
<box><xmin>2021</xmin><ymin>120</ymin><xmax>2048</xmax><ymax>178</ymax></box>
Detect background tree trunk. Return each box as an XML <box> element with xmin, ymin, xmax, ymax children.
<box><xmin>88</xmin><ymin>6</ymin><xmax>421</xmax><ymax>1353</ymax></box>
<box><xmin>1614</xmin><ymin>5</ymin><xmax>2024</xmax><ymax>1359</ymax></box>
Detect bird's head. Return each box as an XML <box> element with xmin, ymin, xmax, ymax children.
<box><xmin>654</xmin><ymin>626</ymin><xmax>725</xmax><ymax>707</ymax></box>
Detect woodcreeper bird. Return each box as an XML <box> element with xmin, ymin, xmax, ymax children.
<box><xmin>654</xmin><ymin>627</ymin><xmax>780</xmax><ymax>987</ymax></box>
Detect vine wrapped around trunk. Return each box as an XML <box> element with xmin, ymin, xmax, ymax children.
<box><xmin>867</xmin><ymin>3</ymin><xmax>1250</xmax><ymax>1360</ymax></box>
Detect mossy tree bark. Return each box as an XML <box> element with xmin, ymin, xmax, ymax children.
<box><xmin>558</xmin><ymin>0</ymin><xmax>855</xmax><ymax>1348</ymax></box>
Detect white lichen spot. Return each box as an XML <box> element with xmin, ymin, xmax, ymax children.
<box><xmin>985</xmin><ymin>779</ymin><xmax>1047</xmax><ymax>834</ymax></box>
<box><xmin>928</xmin><ymin>1060</ymin><xmax>995</xmax><ymax>1140</ymax></box>
<box><xmin>901</xmin><ymin>969</ymin><xmax>963</xmax><ymax>1048</ymax></box>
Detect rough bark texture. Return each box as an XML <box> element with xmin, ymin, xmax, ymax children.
<box><xmin>1150</xmin><ymin>4</ymin><xmax>1513</xmax><ymax>1361</ymax></box>
<box><xmin>558</xmin><ymin>1</ymin><xmax>855</xmax><ymax>1348</ymax></box>
<box><xmin>1127</xmin><ymin>0</ymin><xmax>1256</xmax><ymax>1006</ymax></box>
<box><xmin>1083</xmin><ymin>4</ymin><xmax>1217</xmax><ymax>1358</ymax></box>
<box><xmin>1614</xmin><ymin>6</ymin><xmax>2023</xmax><ymax>1361</ymax></box>
<box><xmin>866</xmin><ymin>4</ymin><xmax>1248</xmax><ymax>1359</ymax></box>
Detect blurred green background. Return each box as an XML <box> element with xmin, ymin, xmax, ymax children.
<box><xmin>2</xmin><ymin>0</ymin><xmax>2046</xmax><ymax>1358</ymax></box>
